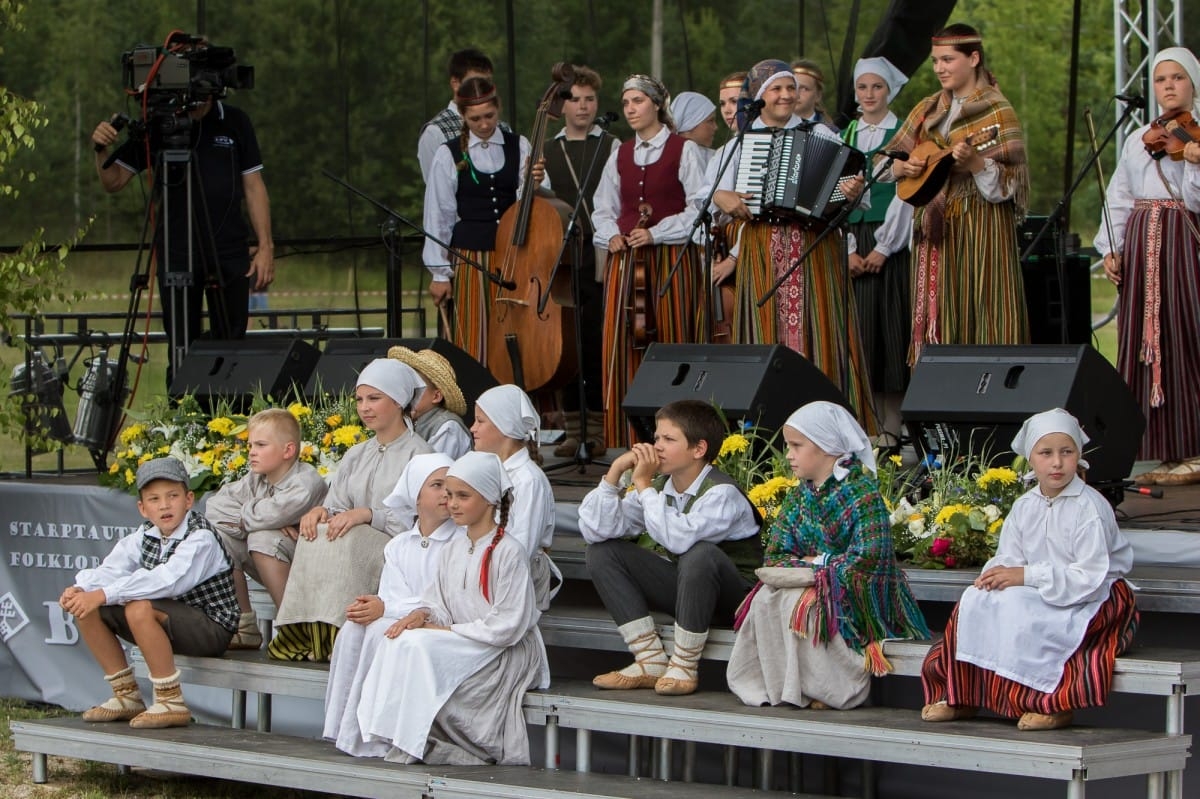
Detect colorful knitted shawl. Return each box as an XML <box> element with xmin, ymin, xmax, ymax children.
<box><xmin>748</xmin><ymin>459</ymin><xmax>929</xmax><ymax>675</ymax></box>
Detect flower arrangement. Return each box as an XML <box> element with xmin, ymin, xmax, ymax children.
<box><xmin>713</xmin><ymin>424</ymin><xmax>797</xmax><ymax>540</ymax></box>
<box><xmin>101</xmin><ymin>392</ymin><xmax>362</xmax><ymax>497</ymax></box>
<box><xmin>883</xmin><ymin>448</ymin><xmax>1027</xmax><ymax>569</ymax></box>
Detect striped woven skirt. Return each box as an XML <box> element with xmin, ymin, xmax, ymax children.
<box><xmin>848</xmin><ymin>219</ymin><xmax>911</xmax><ymax>394</ymax></box>
<box><xmin>920</xmin><ymin>579</ymin><xmax>1138</xmax><ymax>717</ymax></box>
<box><xmin>448</xmin><ymin>249</ymin><xmax>496</xmax><ymax>367</ymax></box>
<box><xmin>737</xmin><ymin>221</ymin><xmax>875</xmax><ymax>432</ymax></box>
<box><xmin>1118</xmin><ymin>201</ymin><xmax>1200</xmax><ymax>461</ymax></box>
<box><xmin>910</xmin><ymin>197</ymin><xmax>1029</xmax><ymax>363</ymax></box>
<box><xmin>601</xmin><ymin>243</ymin><xmax>703</xmax><ymax>446</ymax></box>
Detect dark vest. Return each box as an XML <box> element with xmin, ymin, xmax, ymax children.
<box><xmin>413</xmin><ymin>405</ymin><xmax>469</xmax><ymax>447</ymax></box>
<box><xmin>843</xmin><ymin>119</ymin><xmax>900</xmax><ymax>224</ymax></box>
<box><xmin>543</xmin><ymin>132</ymin><xmax>618</xmax><ymax>239</ymax></box>
<box><xmin>632</xmin><ymin>468</ymin><xmax>764</xmax><ymax>582</ymax></box>
<box><xmin>447</xmin><ymin>130</ymin><xmax>520</xmax><ymax>251</ymax></box>
<box><xmin>615</xmin><ymin>134</ymin><xmax>686</xmax><ymax>234</ymax></box>
<box><xmin>139</xmin><ymin>510</ymin><xmax>240</xmax><ymax>633</ymax></box>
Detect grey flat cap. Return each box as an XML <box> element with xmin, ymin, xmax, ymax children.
<box><xmin>135</xmin><ymin>457</ymin><xmax>191</xmax><ymax>491</ymax></box>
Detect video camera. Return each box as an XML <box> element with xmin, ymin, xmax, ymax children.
<box><xmin>122</xmin><ymin>32</ymin><xmax>253</xmax><ymax>119</ymax></box>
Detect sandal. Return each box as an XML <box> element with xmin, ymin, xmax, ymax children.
<box><xmin>1134</xmin><ymin>461</ymin><xmax>1177</xmax><ymax>486</ymax></box>
<box><xmin>1155</xmin><ymin>458</ymin><xmax>1200</xmax><ymax>486</ymax></box>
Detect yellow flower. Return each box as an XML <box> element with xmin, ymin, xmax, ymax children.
<box><xmin>288</xmin><ymin>403</ymin><xmax>312</xmax><ymax>419</ymax></box>
<box><xmin>108</xmin><ymin>462</ymin><xmax>119</xmax><ymax>474</ymax></box>
<box><xmin>157</xmin><ymin>445</ymin><xmax>170</xmax><ymax>454</ymax></box>
<box><xmin>988</xmin><ymin>518</ymin><xmax>1004</xmax><ymax>534</ymax></box>
<box><xmin>124</xmin><ymin>468</ymin><xmax>135</xmax><ymax>485</ymax></box>
<box><xmin>332</xmin><ymin>425</ymin><xmax>365</xmax><ymax>448</ymax></box>
<box><xmin>207</xmin><ymin>417</ymin><xmax>236</xmax><ymax>436</ymax></box>
<box><xmin>137</xmin><ymin>453</ymin><xmax>154</xmax><ymax>465</ymax></box>
<box><xmin>747</xmin><ymin>475</ymin><xmax>797</xmax><ymax>506</ymax></box>
<box><xmin>889</xmin><ymin>454</ymin><xmax>903</xmax><ymax>466</ymax></box>
<box><xmin>719</xmin><ymin>434</ymin><xmax>750</xmax><ymax>458</ymax></box>
<box><xmin>228</xmin><ymin>454</ymin><xmax>247</xmax><ymax>472</ymax></box>
<box><xmin>326</xmin><ymin>414</ymin><xmax>343</xmax><ymax>428</ymax></box>
<box><xmin>300</xmin><ymin>443</ymin><xmax>315</xmax><ymax>461</ymax></box>
<box><xmin>237</xmin><ymin>429</ymin><xmax>249</xmax><ymax>441</ymax></box>
<box><xmin>119</xmin><ymin>424</ymin><xmax>146</xmax><ymax>445</ymax></box>
<box><xmin>976</xmin><ymin>467</ymin><xmax>1019</xmax><ymax>490</ymax></box>
<box><xmin>317</xmin><ymin>465</ymin><xmax>330</xmax><ymax>476</ymax></box>
<box><xmin>934</xmin><ymin>503</ymin><xmax>972</xmax><ymax>526</ymax></box>
<box><xmin>322</xmin><ymin>432</ymin><xmax>333</xmax><ymax>447</ymax></box>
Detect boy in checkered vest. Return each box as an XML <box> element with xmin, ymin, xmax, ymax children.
<box><xmin>60</xmin><ymin>457</ymin><xmax>239</xmax><ymax>729</ymax></box>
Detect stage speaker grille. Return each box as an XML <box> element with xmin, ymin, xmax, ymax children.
<box><xmin>169</xmin><ymin>339</ymin><xmax>320</xmax><ymax>413</ymax></box>
<box><xmin>622</xmin><ymin>343</ymin><xmax>849</xmax><ymax>443</ymax></box>
<box><xmin>901</xmin><ymin>344</ymin><xmax>1144</xmax><ymax>488</ymax></box>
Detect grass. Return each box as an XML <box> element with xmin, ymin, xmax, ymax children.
<box><xmin>0</xmin><ymin>698</ymin><xmax>339</xmax><ymax>798</ymax></box>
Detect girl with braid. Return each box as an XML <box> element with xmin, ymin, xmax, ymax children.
<box><xmin>356</xmin><ymin>452</ymin><xmax>549</xmax><ymax>765</ymax></box>
<box><xmin>422</xmin><ymin>77</ymin><xmax>543</xmax><ymax>366</ymax></box>
<box><xmin>885</xmin><ymin>23</ymin><xmax>1030</xmax><ymax>363</ymax></box>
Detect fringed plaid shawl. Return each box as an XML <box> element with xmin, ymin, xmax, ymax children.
<box><xmin>885</xmin><ymin>85</ymin><xmax>1029</xmax><ymax>242</ymax></box>
<box><xmin>762</xmin><ymin>459</ymin><xmax>928</xmax><ymax>670</ymax></box>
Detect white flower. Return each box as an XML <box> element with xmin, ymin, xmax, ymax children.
<box><xmin>983</xmin><ymin>504</ymin><xmax>1002</xmax><ymax>523</ymax></box>
<box><xmin>890</xmin><ymin>497</ymin><xmax>916</xmax><ymax>526</ymax></box>
<box><xmin>907</xmin><ymin>517</ymin><xmax>926</xmax><ymax>537</ymax></box>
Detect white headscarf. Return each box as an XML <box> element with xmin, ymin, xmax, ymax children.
<box><xmin>1010</xmin><ymin>408</ymin><xmax>1090</xmax><ymax>475</ymax></box>
<box><xmin>382</xmin><ymin>452</ymin><xmax>455</xmax><ymax>523</ymax></box>
<box><xmin>671</xmin><ymin>91</ymin><xmax>716</xmax><ymax>134</ymax></box>
<box><xmin>1153</xmin><ymin>47</ymin><xmax>1200</xmax><ymax>116</ymax></box>
<box><xmin>784</xmin><ymin>401</ymin><xmax>876</xmax><ymax>479</ymax></box>
<box><xmin>475</xmin><ymin>384</ymin><xmax>539</xmax><ymax>442</ymax></box>
<box><xmin>447</xmin><ymin>451</ymin><xmax>513</xmax><ymax>505</ymax></box>
<box><xmin>356</xmin><ymin>358</ymin><xmax>424</xmax><ymax>409</ymax></box>
<box><xmin>755</xmin><ymin>69</ymin><xmax>798</xmax><ymax>101</ymax></box>
<box><xmin>853</xmin><ymin>56</ymin><xmax>908</xmax><ymax>104</ymax></box>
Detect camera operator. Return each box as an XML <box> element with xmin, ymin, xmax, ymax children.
<box><xmin>91</xmin><ymin>94</ymin><xmax>274</xmax><ymax>353</ymax></box>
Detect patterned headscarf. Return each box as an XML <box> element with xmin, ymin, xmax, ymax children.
<box><xmin>622</xmin><ymin>74</ymin><xmax>673</xmax><ymax>128</ymax></box>
<box><xmin>784</xmin><ymin>401</ymin><xmax>876</xmax><ymax>479</ymax></box>
<box><xmin>735</xmin><ymin>59</ymin><xmax>796</xmax><ymax>130</ymax></box>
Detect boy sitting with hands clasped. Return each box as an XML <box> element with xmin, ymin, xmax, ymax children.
<box><xmin>205</xmin><ymin>408</ymin><xmax>328</xmax><ymax>647</ymax></box>
<box><xmin>61</xmin><ymin>457</ymin><xmax>240</xmax><ymax>729</ymax></box>
<box><xmin>579</xmin><ymin>400</ymin><xmax>761</xmax><ymax>696</ymax></box>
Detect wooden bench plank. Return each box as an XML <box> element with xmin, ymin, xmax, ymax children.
<box><xmin>10</xmin><ymin>717</ymin><xmax>808</xmax><ymax>799</ymax></box>
<box><xmin>523</xmin><ymin>679</ymin><xmax>1191</xmax><ymax>784</ymax></box>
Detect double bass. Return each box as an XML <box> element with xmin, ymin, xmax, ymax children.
<box><xmin>486</xmin><ymin>64</ymin><xmax>577</xmax><ymax>391</ymax></box>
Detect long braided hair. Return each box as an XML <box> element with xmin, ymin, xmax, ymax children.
<box><xmin>479</xmin><ymin>488</ymin><xmax>512</xmax><ymax>602</ymax></box>
<box><xmin>454</xmin><ymin>76</ymin><xmax>500</xmax><ymax>173</ymax></box>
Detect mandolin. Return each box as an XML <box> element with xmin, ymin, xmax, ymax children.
<box><xmin>897</xmin><ymin>124</ymin><xmax>1000</xmax><ymax>207</ymax></box>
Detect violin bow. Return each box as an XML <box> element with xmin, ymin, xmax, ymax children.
<box><xmin>1084</xmin><ymin>107</ymin><xmax>1119</xmax><ymax>258</ymax></box>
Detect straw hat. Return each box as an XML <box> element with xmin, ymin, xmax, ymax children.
<box><xmin>387</xmin><ymin>346</ymin><xmax>468</xmax><ymax>417</ymax></box>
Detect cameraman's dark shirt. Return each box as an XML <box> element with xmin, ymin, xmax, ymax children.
<box><xmin>113</xmin><ymin>101</ymin><xmax>263</xmax><ymax>265</ymax></box>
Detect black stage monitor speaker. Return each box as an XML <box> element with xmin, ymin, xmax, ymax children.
<box><xmin>621</xmin><ymin>343</ymin><xmax>850</xmax><ymax>442</ymax></box>
<box><xmin>169</xmin><ymin>339</ymin><xmax>320</xmax><ymax>413</ymax></box>
<box><xmin>901</xmin><ymin>344</ymin><xmax>1144</xmax><ymax>488</ymax></box>
<box><xmin>307</xmin><ymin>337</ymin><xmax>498</xmax><ymax>424</ymax></box>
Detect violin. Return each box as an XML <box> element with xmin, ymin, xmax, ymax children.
<box><xmin>629</xmin><ymin>203</ymin><xmax>657</xmax><ymax>349</ymax></box>
<box><xmin>1142</xmin><ymin>110</ymin><xmax>1200</xmax><ymax>161</ymax></box>
<box><xmin>710</xmin><ymin>223</ymin><xmax>737</xmax><ymax>343</ymax></box>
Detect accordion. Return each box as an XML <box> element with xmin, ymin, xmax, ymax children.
<box><xmin>734</xmin><ymin>128</ymin><xmax>866</xmax><ymax>223</ymax></box>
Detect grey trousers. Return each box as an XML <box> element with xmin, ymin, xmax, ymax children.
<box><xmin>585</xmin><ymin>539</ymin><xmax>751</xmax><ymax>632</ymax></box>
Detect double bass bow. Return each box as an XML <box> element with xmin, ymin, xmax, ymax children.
<box><xmin>487</xmin><ymin>64</ymin><xmax>577</xmax><ymax>391</ymax></box>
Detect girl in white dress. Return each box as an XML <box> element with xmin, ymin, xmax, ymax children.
<box><xmin>471</xmin><ymin>384</ymin><xmax>559</xmax><ymax>608</ymax></box>
<box><xmin>324</xmin><ymin>453</ymin><xmax>456</xmax><ymax>756</ymax></box>
<box><xmin>921</xmin><ymin>408</ymin><xmax>1138</xmax><ymax>730</ymax></box>
<box><xmin>356</xmin><ymin>451</ymin><xmax>549</xmax><ymax>765</ymax></box>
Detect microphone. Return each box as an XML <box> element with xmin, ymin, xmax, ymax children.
<box><xmin>743</xmin><ymin>98</ymin><xmax>766</xmax><ymax>118</ymax></box>
<box><xmin>596</xmin><ymin>111</ymin><xmax>619</xmax><ymax>128</ymax></box>
<box><xmin>1116</xmin><ymin>93</ymin><xmax>1146</xmax><ymax>109</ymax></box>
<box><xmin>883</xmin><ymin>149</ymin><xmax>910</xmax><ymax>162</ymax></box>
<box><xmin>93</xmin><ymin>113</ymin><xmax>130</xmax><ymax>153</ymax></box>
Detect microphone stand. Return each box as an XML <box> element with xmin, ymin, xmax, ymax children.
<box><xmin>536</xmin><ymin>122</ymin><xmax>616</xmax><ymax>473</ymax></box>
<box><xmin>757</xmin><ymin>151</ymin><xmax>898</xmax><ymax>406</ymax></box>
<box><xmin>1017</xmin><ymin>98</ymin><xmax>1142</xmax><ymax>344</ymax></box>
<box><xmin>658</xmin><ymin>103</ymin><xmax>764</xmax><ymax>308</ymax></box>
<box><xmin>322</xmin><ymin>169</ymin><xmax>517</xmax><ymax>339</ymax></box>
